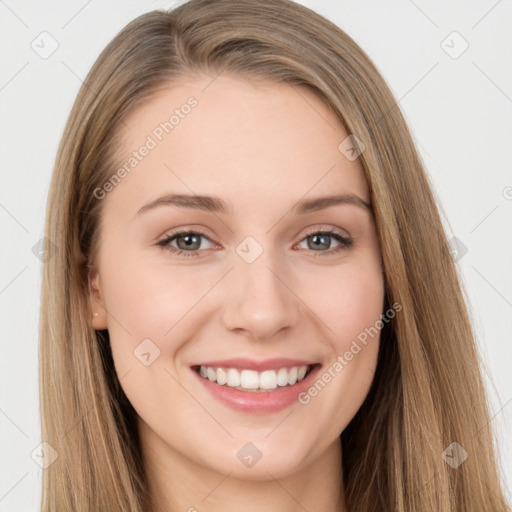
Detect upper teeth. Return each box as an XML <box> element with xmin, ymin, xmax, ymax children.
<box><xmin>199</xmin><ymin>365</ymin><xmax>309</xmax><ymax>391</ymax></box>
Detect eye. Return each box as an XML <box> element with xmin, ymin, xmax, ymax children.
<box><xmin>156</xmin><ymin>228</ymin><xmax>216</xmax><ymax>258</ymax></box>
<box><xmin>156</xmin><ymin>227</ymin><xmax>353</xmax><ymax>258</ymax></box>
<box><xmin>295</xmin><ymin>228</ymin><xmax>353</xmax><ymax>257</ymax></box>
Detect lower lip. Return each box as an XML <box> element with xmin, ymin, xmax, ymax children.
<box><xmin>191</xmin><ymin>365</ymin><xmax>321</xmax><ymax>414</ymax></box>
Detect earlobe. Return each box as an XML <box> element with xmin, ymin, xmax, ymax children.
<box><xmin>87</xmin><ymin>264</ymin><xmax>108</xmax><ymax>330</ymax></box>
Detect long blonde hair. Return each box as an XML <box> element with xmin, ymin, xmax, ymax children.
<box><xmin>39</xmin><ymin>0</ymin><xmax>510</xmax><ymax>510</ymax></box>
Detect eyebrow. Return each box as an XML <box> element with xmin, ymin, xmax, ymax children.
<box><xmin>136</xmin><ymin>192</ymin><xmax>372</xmax><ymax>216</ymax></box>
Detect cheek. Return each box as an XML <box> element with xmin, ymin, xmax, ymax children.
<box><xmin>332</xmin><ymin>274</ymin><xmax>384</xmax><ymax>348</ymax></box>
<box><xmin>300</xmin><ymin>257</ymin><xmax>385</xmax><ymax>348</ymax></box>
<box><xmin>98</xmin><ymin>246</ymin><xmax>231</xmax><ymax>393</ymax></box>
<box><xmin>97</xmin><ymin>254</ymin><xmax>202</xmax><ymax>418</ymax></box>
<box><xmin>292</xmin><ymin>259</ymin><xmax>384</xmax><ymax>429</ymax></box>
<box><xmin>99</xmin><ymin>244</ymin><xmax>200</xmax><ymax>335</ymax></box>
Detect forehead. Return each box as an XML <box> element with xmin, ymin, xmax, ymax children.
<box><xmin>107</xmin><ymin>73</ymin><xmax>369</xmax><ymax>213</ymax></box>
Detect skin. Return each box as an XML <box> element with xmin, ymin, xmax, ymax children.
<box><xmin>88</xmin><ymin>73</ymin><xmax>384</xmax><ymax>512</ymax></box>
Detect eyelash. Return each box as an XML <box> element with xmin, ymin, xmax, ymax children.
<box><xmin>156</xmin><ymin>227</ymin><xmax>353</xmax><ymax>259</ymax></box>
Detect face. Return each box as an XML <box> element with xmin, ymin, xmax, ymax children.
<box><xmin>88</xmin><ymin>73</ymin><xmax>384</xmax><ymax>480</ymax></box>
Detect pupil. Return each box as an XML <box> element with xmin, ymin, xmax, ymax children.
<box><xmin>311</xmin><ymin>234</ymin><xmax>329</xmax><ymax>250</ymax></box>
<box><xmin>180</xmin><ymin>234</ymin><xmax>199</xmax><ymax>250</ymax></box>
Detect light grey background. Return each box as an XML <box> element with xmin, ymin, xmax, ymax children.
<box><xmin>1</xmin><ymin>0</ymin><xmax>511</xmax><ymax>509</ymax></box>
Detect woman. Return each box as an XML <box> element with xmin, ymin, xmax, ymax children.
<box><xmin>38</xmin><ymin>0</ymin><xmax>510</xmax><ymax>510</ymax></box>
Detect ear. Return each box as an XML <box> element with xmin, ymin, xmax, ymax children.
<box><xmin>87</xmin><ymin>263</ymin><xmax>108</xmax><ymax>330</ymax></box>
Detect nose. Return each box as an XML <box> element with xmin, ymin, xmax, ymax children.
<box><xmin>221</xmin><ymin>247</ymin><xmax>302</xmax><ymax>341</ymax></box>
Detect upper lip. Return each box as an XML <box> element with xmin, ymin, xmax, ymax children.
<box><xmin>192</xmin><ymin>358</ymin><xmax>319</xmax><ymax>372</ymax></box>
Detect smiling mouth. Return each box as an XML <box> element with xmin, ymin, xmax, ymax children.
<box><xmin>191</xmin><ymin>364</ymin><xmax>318</xmax><ymax>392</ymax></box>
